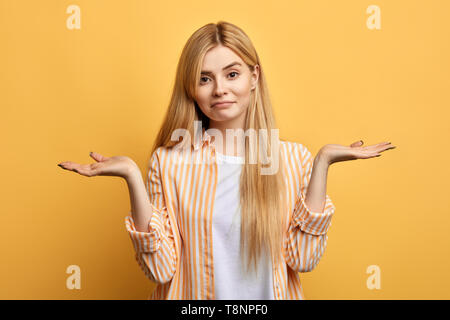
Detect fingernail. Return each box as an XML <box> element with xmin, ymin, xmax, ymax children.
<box><xmin>57</xmin><ymin>164</ymin><xmax>62</xmax><ymax>167</ymax></box>
<box><xmin>89</xmin><ymin>151</ymin><xmax>93</xmax><ymax>155</ymax></box>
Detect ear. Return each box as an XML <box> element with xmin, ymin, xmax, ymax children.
<box><xmin>251</xmin><ymin>64</ymin><xmax>259</xmax><ymax>90</ymax></box>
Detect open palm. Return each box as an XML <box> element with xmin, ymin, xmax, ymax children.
<box><xmin>321</xmin><ymin>140</ymin><xmax>396</xmax><ymax>165</ymax></box>
<box><xmin>57</xmin><ymin>152</ymin><xmax>136</xmax><ymax>178</ymax></box>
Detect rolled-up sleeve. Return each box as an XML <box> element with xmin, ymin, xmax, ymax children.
<box><xmin>124</xmin><ymin>149</ymin><xmax>177</xmax><ymax>284</ymax></box>
<box><xmin>292</xmin><ymin>192</ymin><xmax>335</xmax><ymax>236</ymax></box>
<box><xmin>285</xmin><ymin>143</ymin><xmax>336</xmax><ymax>273</ymax></box>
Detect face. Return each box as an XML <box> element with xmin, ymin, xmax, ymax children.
<box><xmin>195</xmin><ymin>45</ymin><xmax>259</xmax><ymax>129</ymax></box>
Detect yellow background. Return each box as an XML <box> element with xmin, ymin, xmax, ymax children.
<box><xmin>1</xmin><ymin>0</ymin><xmax>449</xmax><ymax>299</ymax></box>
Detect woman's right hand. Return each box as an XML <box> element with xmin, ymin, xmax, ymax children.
<box><xmin>57</xmin><ymin>152</ymin><xmax>138</xmax><ymax>180</ymax></box>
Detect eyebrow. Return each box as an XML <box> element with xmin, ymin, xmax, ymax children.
<box><xmin>200</xmin><ymin>62</ymin><xmax>242</xmax><ymax>75</ymax></box>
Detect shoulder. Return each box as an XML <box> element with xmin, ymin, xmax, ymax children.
<box><xmin>147</xmin><ymin>146</ymin><xmax>172</xmax><ymax>171</ymax></box>
<box><xmin>150</xmin><ymin>145</ymin><xmax>179</xmax><ymax>160</ymax></box>
<box><xmin>279</xmin><ymin>139</ymin><xmax>312</xmax><ymax>159</ymax></box>
<box><xmin>148</xmin><ymin>144</ymin><xmax>194</xmax><ymax>169</ymax></box>
<box><xmin>279</xmin><ymin>140</ymin><xmax>315</xmax><ymax>180</ymax></box>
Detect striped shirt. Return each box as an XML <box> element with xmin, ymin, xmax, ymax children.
<box><xmin>124</xmin><ymin>128</ymin><xmax>336</xmax><ymax>299</ymax></box>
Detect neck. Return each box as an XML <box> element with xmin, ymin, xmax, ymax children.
<box><xmin>208</xmin><ymin>113</ymin><xmax>246</xmax><ymax>156</ymax></box>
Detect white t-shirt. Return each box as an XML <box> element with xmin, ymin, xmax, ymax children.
<box><xmin>212</xmin><ymin>151</ymin><xmax>274</xmax><ymax>300</ymax></box>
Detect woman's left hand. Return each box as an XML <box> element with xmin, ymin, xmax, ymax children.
<box><xmin>318</xmin><ymin>140</ymin><xmax>396</xmax><ymax>165</ymax></box>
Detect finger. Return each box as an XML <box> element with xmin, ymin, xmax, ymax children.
<box><xmin>58</xmin><ymin>162</ymin><xmax>94</xmax><ymax>176</ymax></box>
<box><xmin>73</xmin><ymin>163</ymin><xmax>100</xmax><ymax>177</ymax></box>
<box><xmin>360</xmin><ymin>145</ymin><xmax>395</xmax><ymax>159</ymax></box>
<box><xmin>89</xmin><ymin>151</ymin><xmax>108</xmax><ymax>162</ymax></box>
<box><xmin>371</xmin><ymin>141</ymin><xmax>391</xmax><ymax>148</ymax></box>
<box><xmin>350</xmin><ymin>140</ymin><xmax>364</xmax><ymax>148</ymax></box>
<box><xmin>57</xmin><ymin>161</ymin><xmax>74</xmax><ymax>170</ymax></box>
<box><xmin>356</xmin><ymin>151</ymin><xmax>381</xmax><ymax>159</ymax></box>
<box><xmin>378</xmin><ymin>144</ymin><xmax>396</xmax><ymax>153</ymax></box>
<box><xmin>362</xmin><ymin>141</ymin><xmax>393</xmax><ymax>152</ymax></box>
<box><xmin>61</xmin><ymin>162</ymin><xmax>82</xmax><ymax>172</ymax></box>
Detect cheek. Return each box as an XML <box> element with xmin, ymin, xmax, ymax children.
<box><xmin>195</xmin><ymin>89</ymin><xmax>209</xmax><ymax>105</ymax></box>
<box><xmin>195</xmin><ymin>90</ymin><xmax>213</xmax><ymax>115</ymax></box>
<box><xmin>234</xmin><ymin>78</ymin><xmax>252</xmax><ymax>96</ymax></box>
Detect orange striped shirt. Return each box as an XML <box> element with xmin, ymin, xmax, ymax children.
<box><xmin>124</xmin><ymin>129</ymin><xmax>336</xmax><ymax>299</ymax></box>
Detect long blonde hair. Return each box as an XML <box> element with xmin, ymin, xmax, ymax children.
<box><xmin>151</xmin><ymin>21</ymin><xmax>287</xmax><ymax>275</ymax></box>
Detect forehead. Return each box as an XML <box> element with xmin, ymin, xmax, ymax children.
<box><xmin>201</xmin><ymin>45</ymin><xmax>244</xmax><ymax>71</ymax></box>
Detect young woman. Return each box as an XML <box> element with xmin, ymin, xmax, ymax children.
<box><xmin>57</xmin><ymin>21</ymin><xmax>396</xmax><ymax>300</ymax></box>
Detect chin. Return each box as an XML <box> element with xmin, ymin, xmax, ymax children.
<box><xmin>213</xmin><ymin>108</ymin><xmax>242</xmax><ymax>119</ymax></box>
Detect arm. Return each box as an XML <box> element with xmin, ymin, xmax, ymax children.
<box><xmin>124</xmin><ymin>149</ymin><xmax>177</xmax><ymax>284</ymax></box>
<box><xmin>284</xmin><ymin>143</ymin><xmax>336</xmax><ymax>273</ymax></box>
<box><xmin>304</xmin><ymin>152</ymin><xmax>330</xmax><ymax>214</ymax></box>
<box><xmin>126</xmin><ymin>166</ymin><xmax>153</xmax><ymax>233</ymax></box>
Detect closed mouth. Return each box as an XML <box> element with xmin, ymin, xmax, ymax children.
<box><xmin>212</xmin><ymin>101</ymin><xmax>235</xmax><ymax>107</ymax></box>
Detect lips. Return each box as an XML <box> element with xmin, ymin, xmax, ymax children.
<box><xmin>212</xmin><ymin>101</ymin><xmax>235</xmax><ymax>107</ymax></box>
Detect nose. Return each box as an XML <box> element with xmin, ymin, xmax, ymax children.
<box><xmin>213</xmin><ymin>78</ymin><xmax>227</xmax><ymax>96</ymax></box>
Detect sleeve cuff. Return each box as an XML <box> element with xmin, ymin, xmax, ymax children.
<box><xmin>292</xmin><ymin>192</ymin><xmax>335</xmax><ymax>236</ymax></box>
<box><xmin>124</xmin><ymin>205</ymin><xmax>165</xmax><ymax>253</ymax></box>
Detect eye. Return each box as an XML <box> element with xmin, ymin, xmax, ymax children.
<box><xmin>200</xmin><ymin>76</ymin><xmax>209</xmax><ymax>84</ymax></box>
<box><xmin>199</xmin><ymin>72</ymin><xmax>239</xmax><ymax>85</ymax></box>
